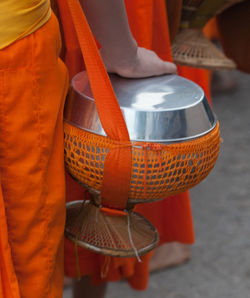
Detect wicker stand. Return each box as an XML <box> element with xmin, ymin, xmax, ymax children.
<box><xmin>65</xmin><ymin>200</ymin><xmax>159</xmax><ymax>257</ymax></box>
<box><xmin>172</xmin><ymin>28</ymin><xmax>236</xmax><ymax>69</ymax></box>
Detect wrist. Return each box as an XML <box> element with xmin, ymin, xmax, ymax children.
<box><xmin>100</xmin><ymin>40</ymin><xmax>138</xmax><ymax>71</ymax></box>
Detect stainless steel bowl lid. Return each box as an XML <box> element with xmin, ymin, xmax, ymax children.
<box><xmin>64</xmin><ymin>72</ymin><xmax>217</xmax><ymax>143</ymax></box>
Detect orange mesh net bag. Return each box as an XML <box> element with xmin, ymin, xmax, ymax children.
<box><xmin>171</xmin><ymin>0</ymin><xmax>240</xmax><ymax>69</ymax></box>
<box><xmin>64</xmin><ymin>0</ymin><xmax>220</xmax><ymax>258</ymax></box>
<box><xmin>64</xmin><ymin>122</ymin><xmax>220</xmax><ymax>203</ymax></box>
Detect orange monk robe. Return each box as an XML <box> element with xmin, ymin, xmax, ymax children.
<box><xmin>124</xmin><ymin>0</ymin><xmax>212</xmax><ymax>247</ymax></box>
<box><xmin>58</xmin><ymin>0</ymin><xmax>210</xmax><ymax>290</ymax></box>
<box><xmin>131</xmin><ymin>1</ymin><xmax>213</xmax><ymax>247</ymax></box>
<box><xmin>0</xmin><ymin>182</ymin><xmax>20</xmax><ymax>297</ymax></box>
<box><xmin>0</xmin><ymin>13</ymin><xmax>68</xmax><ymax>297</ymax></box>
<box><xmin>124</xmin><ymin>0</ymin><xmax>196</xmax><ymax>246</ymax></box>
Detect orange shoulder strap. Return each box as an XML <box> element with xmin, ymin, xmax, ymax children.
<box><xmin>66</xmin><ymin>0</ymin><xmax>132</xmax><ymax>209</ymax></box>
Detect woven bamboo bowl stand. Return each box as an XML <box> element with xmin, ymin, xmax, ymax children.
<box><xmin>172</xmin><ymin>0</ymin><xmax>240</xmax><ymax>69</ymax></box>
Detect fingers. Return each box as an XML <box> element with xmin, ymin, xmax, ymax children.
<box><xmin>151</xmin><ymin>59</ymin><xmax>177</xmax><ymax>76</ymax></box>
<box><xmin>158</xmin><ymin>61</ymin><xmax>177</xmax><ymax>75</ymax></box>
<box><xmin>101</xmin><ymin>46</ymin><xmax>178</xmax><ymax>78</ymax></box>
<box><xmin>139</xmin><ymin>47</ymin><xmax>177</xmax><ymax>76</ymax></box>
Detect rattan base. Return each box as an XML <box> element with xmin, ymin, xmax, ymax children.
<box><xmin>172</xmin><ymin>28</ymin><xmax>236</xmax><ymax>70</ymax></box>
<box><xmin>65</xmin><ymin>200</ymin><xmax>159</xmax><ymax>257</ymax></box>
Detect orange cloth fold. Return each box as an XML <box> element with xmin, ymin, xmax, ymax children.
<box><xmin>0</xmin><ymin>178</ymin><xmax>20</xmax><ymax>298</ymax></box>
<box><xmin>0</xmin><ymin>13</ymin><xmax>68</xmax><ymax>297</ymax></box>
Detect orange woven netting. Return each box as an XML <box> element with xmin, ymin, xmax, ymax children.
<box><xmin>64</xmin><ymin>121</ymin><xmax>220</xmax><ymax>203</ymax></box>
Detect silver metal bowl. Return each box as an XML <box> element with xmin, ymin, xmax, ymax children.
<box><xmin>64</xmin><ymin>72</ymin><xmax>216</xmax><ymax>143</ymax></box>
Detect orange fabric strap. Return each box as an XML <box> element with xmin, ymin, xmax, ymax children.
<box><xmin>66</xmin><ymin>0</ymin><xmax>132</xmax><ymax>209</ymax></box>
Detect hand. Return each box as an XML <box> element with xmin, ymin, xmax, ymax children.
<box><xmin>100</xmin><ymin>47</ymin><xmax>177</xmax><ymax>78</ymax></box>
<box><xmin>81</xmin><ymin>0</ymin><xmax>176</xmax><ymax>78</ymax></box>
